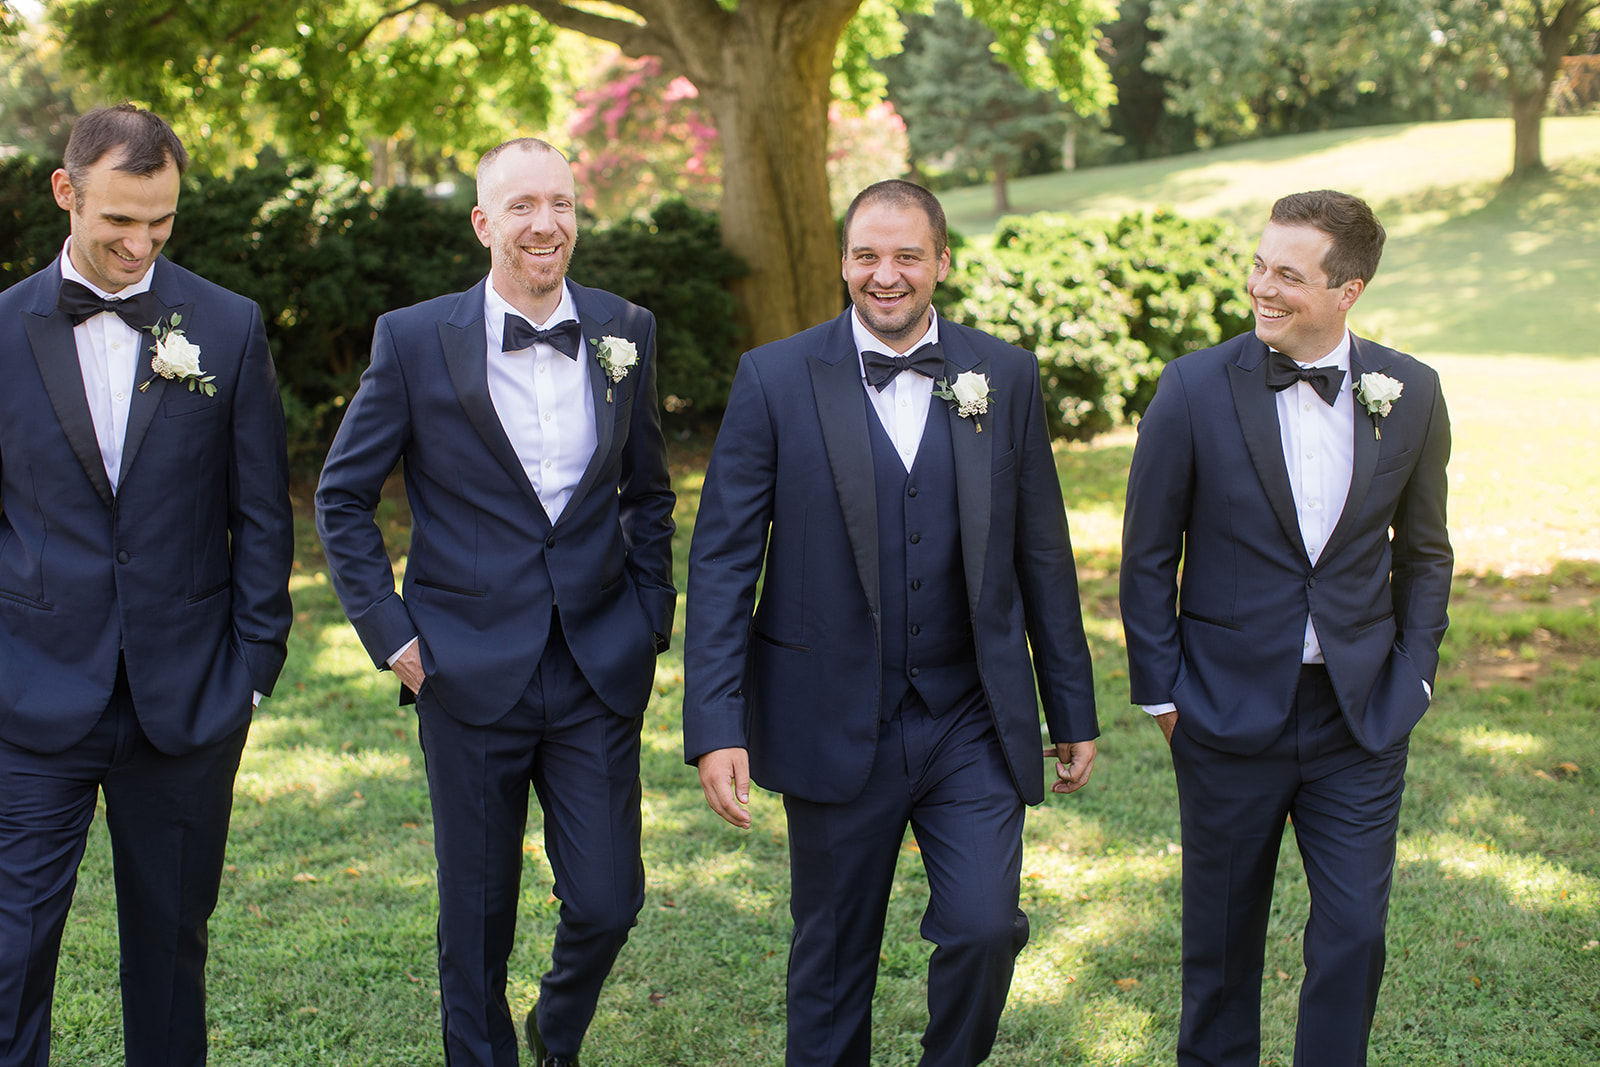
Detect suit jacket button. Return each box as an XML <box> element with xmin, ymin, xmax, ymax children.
<box><xmin>909</xmin><ymin>533</ymin><xmax>920</xmax><ymax>544</ymax></box>
<box><xmin>117</xmin><ymin>550</ymin><xmax>130</xmax><ymax>564</ymax></box>
<box><xmin>1306</xmin><ymin>576</ymin><xmax>1316</xmax><ymax>588</ymax></box>
<box><xmin>910</xmin><ymin>579</ymin><xmax>921</xmax><ymax>591</ymax></box>
<box><xmin>910</xmin><ymin>624</ymin><xmax>921</xmax><ymax>636</ymax></box>
<box><xmin>545</xmin><ymin>535</ymin><xmax>556</xmax><ymax>549</ymax></box>
<box><xmin>909</xmin><ymin>667</ymin><xmax>920</xmax><ymax>678</ymax></box>
<box><xmin>907</xmin><ymin>486</ymin><xmax>918</xmax><ymax>498</ymax></box>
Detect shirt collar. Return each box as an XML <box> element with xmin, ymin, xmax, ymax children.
<box><xmin>851</xmin><ymin>307</ymin><xmax>940</xmax><ymax>378</ymax></box>
<box><xmin>1278</xmin><ymin>329</ymin><xmax>1352</xmax><ymax>373</ymax></box>
<box><xmin>58</xmin><ymin>237</ymin><xmax>157</xmax><ymax>300</ymax></box>
<box><xmin>484</xmin><ymin>279</ymin><xmax>577</xmax><ymax>352</ymax></box>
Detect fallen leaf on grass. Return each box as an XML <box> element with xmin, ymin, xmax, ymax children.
<box><xmin>649</xmin><ymin>992</ymin><xmax>667</xmax><ymax>1006</ymax></box>
<box><xmin>1470</xmin><ymin>975</ymin><xmax>1482</xmax><ymax>988</ymax></box>
<box><xmin>1554</xmin><ymin>761</ymin><xmax>1581</xmax><ymax>777</ymax></box>
<box><xmin>292</xmin><ymin>872</ymin><xmax>317</xmax><ymax>883</ymax></box>
<box><xmin>1114</xmin><ymin>978</ymin><xmax>1139</xmax><ymax>990</ymax></box>
<box><xmin>1276</xmin><ymin>970</ymin><xmax>1291</xmax><ymax>981</ymax></box>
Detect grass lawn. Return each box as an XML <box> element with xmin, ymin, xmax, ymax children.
<box><xmin>44</xmin><ymin>124</ymin><xmax>1600</xmax><ymax>1064</ymax></box>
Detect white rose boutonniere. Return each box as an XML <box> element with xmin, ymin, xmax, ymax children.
<box><xmin>934</xmin><ymin>370</ymin><xmax>990</xmax><ymax>432</ymax></box>
<box><xmin>139</xmin><ymin>314</ymin><xmax>215</xmax><ymax>396</ymax></box>
<box><xmin>593</xmin><ymin>335</ymin><xmax>638</xmax><ymax>402</ymax></box>
<box><xmin>1354</xmin><ymin>372</ymin><xmax>1403</xmax><ymax>439</ymax></box>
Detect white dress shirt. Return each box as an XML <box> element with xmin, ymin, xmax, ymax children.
<box><xmin>484</xmin><ymin>280</ymin><xmax>597</xmax><ymax>523</ymax></box>
<box><xmin>852</xmin><ymin>308</ymin><xmax>940</xmax><ymax>472</ymax></box>
<box><xmin>60</xmin><ymin>243</ymin><xmax>265</xmax><ymax>707</ymax></box>
<box><xmin>60</xmin><ymin>239</ymin><xmax>153</xmax><ymax>493</ymax></box>
<box><xmin>1141</xmin><ymin>331</ymin><xmax>1355</xmax><ymax>717</ymax></box>
<box><xmin>390</xmin><ymin>281</ymin><xmax>598</xmax><ymax>668</ymax></box>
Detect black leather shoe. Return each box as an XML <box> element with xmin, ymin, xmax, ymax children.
<box><xmin>524</xmin><ymin>1009</ymin><xmax>580</xmax><ymax>1067</ymax></box>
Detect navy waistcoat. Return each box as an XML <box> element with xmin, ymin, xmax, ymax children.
<box><xmin>866</xmin><ymin>390</ymin><xmax>981</xmax><ymax>717</ymax></box>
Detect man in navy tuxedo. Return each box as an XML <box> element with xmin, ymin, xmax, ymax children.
<box><xmin>684</xmin><ymin>180</ymin><xmax>1098</xmax><ymax>1066</ymax></box>
<box><xmin>316</xmin><ymin>138</ymin><xmax>675</xmax><ymax>1067</ymax></box>
<box><xmin>1120</xmin><ymin>190</ymin><xmax>1452</xmax><ymax>1066</ymax></box>
<box><xmin>0</xmin><ymin>105</ymin><xmax>294</xmax><ymax>1066</ymax></box>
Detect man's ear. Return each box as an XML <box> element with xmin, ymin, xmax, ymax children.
<box><xmin>50</xmin><ymin>169</ymin><xmax>75</xmax><ymax>213</ymax></box>
<box><xmin>1338</xmin><ymin>277</ymin><xmax>1365</xmax><ymax>311</ymax></box>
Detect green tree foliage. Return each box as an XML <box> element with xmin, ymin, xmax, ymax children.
<box><xmin>32</xmin><ymin>0</ymin><xmax>1113</xmax><ymax>350</ymax></box>
<box><xmin>1148</xmin><ymin>0</ymin><xmax>1600</xmax><ymax>175</ymax></box>
<box><xmin>881</xmin><ymin>0</ymin><xmax>1074</xmax><ymax>212</ymax></box>
<box><xmin>1147</xmin><ymin>0</ymin><xmax>1491</xmax><ymax>146</ymax></box>
<box><xmin>937</xmin><ymin>209</ymin><xmax>1253</xmax><ymax>439</ymax></box>
<box><xmin>50</xmin><ymin>0</ymin><xmax>557</xmax><ymax>180</ymax></box>
<box><xmin>1427</xmin><ymin>0</ymin><xmax>1600</xmax><ymax>175</ymax></box>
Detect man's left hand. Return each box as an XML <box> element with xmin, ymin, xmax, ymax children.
<box><xmin>1044</xmin><ymin>740</ymin><xmax>1097</xmax><ymax>795</ymax></box>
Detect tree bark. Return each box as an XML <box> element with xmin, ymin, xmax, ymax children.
<box><xmin>992</xmin><ymin>154</ymin><xmax>1011</xmax><ymax>214</ymax></box>
<box><xmin>1510</xmin><ymin>83</ymin><xmax>1547</xmax><ymax>178</ymax></box>
<box><xmin>520</xmin><ymin>0</ymin><xmax>864</xmax><ymax>348</ymax></box>
<box><xmin>1507</xmin><ymin>0</ymin><xmax>1600</xmax><ymax>180</ymax></box>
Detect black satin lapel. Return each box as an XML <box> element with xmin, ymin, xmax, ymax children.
<box><xmin>1320</xmin><ymin>347</ymin><xmax>1380</xmax><ymax>566</ymax></box>
<box><xmin>1227</xmin><ymin>358</ymin><xmax>1307</xmax><ymax>556</ymax></box>
<box><xmin>946</xmin><ymin>356</ymin><xmax>991</xmax><ymax>615</ymax></box>
<box><xmin>437</xmin><ymin>319</ymin><xmax>544</xmax><ymax>511</ymax></box>
<box><xmin>23</xmin><ymin>311</ymin><xmax>114</xmax><ymax>508</ymax></box>
<box><xmin>562</xmin><ymin>332</ymin><xmax>614</xmax><ymax>522</ymax></box>
<box><xmin>117</xmin><ymin>299</ymin><xmax>193</xmax><ymax>489</ymax></box>
<box><xmin>809</xmin><ymin>352</ymin><xmax>880</xmax><ymax>616</ymax></box>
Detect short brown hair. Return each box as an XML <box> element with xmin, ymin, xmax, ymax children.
<box><xmin>63</xmin><ymin>104</ymin><xmax>188</xmax><ymax>205</ymax></box>
<box><xmin>842</xmin><ymin>180</ymin><xmax>948</xmax><ymax>258</ymax></box>
<box><xmin>1269</xmin><ymin>189</ymin><xmax>1386</xmax><ymax>286</ymax></box>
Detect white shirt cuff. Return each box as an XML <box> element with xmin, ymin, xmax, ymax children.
<box><xmin>387</xmin><ymin>636</ymin><xmax>419</xmax><ymax>667</ymax></box>
<box><xmin>252</xmin><ymin>690</ymin><xmax>264</xmax><ymax>707</ymax></box>
<box><xmin>1141</xmin><ymin>703</ymin><xmax>1177</xmax><ymax>716</ymax></box>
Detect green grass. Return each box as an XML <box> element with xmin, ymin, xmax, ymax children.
<box><xmin>43</xmin><ymin>124</ymin><xmax>1600</xmax><ymax>1064</ymax></box>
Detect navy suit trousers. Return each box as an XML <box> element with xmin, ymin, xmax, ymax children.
<box><xmin>0</xmin><ymin>658</ymin><xmax>247</xmax><ymax>1067</ymax></box>
<box><xmin>782</xmin><ymin>690</ymin><xmax>1028</xmax><ymax>1067</ymax></box>
<box><xmin>415</xmin><ymin>612</ymin><xmax>644</xmax><ymax>1066</ymax></box>
<box><xmin>1172</xmin><ymin>665</ymin><xmax>1409</xmax><ymax>1067</ymax></box>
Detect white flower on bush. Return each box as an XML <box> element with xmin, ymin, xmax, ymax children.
<box><xmin>140</xmin><ymin>314</ymin><xmax>216</xmax><ymax>396</ymax></box>
<box><xmin>935</xmin><ymin>371</ymin><xmax>990</xmax><ymax>430</ymax></box>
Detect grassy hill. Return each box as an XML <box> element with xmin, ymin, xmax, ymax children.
<box><xmin>945</xmin><ymin>117</ymin><xmax>1600</xmax><ymax>362</ymax></box>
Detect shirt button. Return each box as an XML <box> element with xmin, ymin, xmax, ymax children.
<box><xmin>899</xmin><ymin>398</ymin><xmax>909</xmax><ymax>408</ymax></box>
<box><xmin>544</xmin><ymin>459</ymin><xmax>554</xmax><ymax>469</ymax></box>
<box><xmin>1305</xmin><ymin>451</ymin><xmax>1314</xmax><ymax>459</ymax></box>
<box><xmin>114</xmin><ymin>392</ymin><xmax>126</xmax><ymax>402</ymax></box>
<box><xmin>543</xmin><ymin>412</ymin><xmax>553</xmax><ymax>422</ymax></box>
<box><xmin>538</xmin><ymin>365</ymin><xmax>547</xmax><ymax>374</ymax></box>
<box><xmin>112</xmin><ymin>341</ymin><xmax>122</xmax><ymax>351</ymax></box>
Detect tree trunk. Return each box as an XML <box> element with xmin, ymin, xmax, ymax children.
<box><xmin>697</xmin><ymin>23</ymin><xmax>846</xmax><ymax>348</ymax></box>
<box><xmin>1510</xmin><ymin>82</ymin><xmax>1549</xmax><ymax>179</ymax></box>
<box><xmin>992</xmin><ymin>155</ymin><xmax>1011</xmax><ymax>214</ymax></box>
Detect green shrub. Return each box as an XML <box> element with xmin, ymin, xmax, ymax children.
<box><xmin>1</xmin><ymin>158</ymin><xmax>744</xmax><ymax>474</ymax></box>
<box><xmin>570</xmin><ymin>198</ymin><xmax>747</xmax><ymax>426</ymax></box>
<box><xmin>937</xmin><ymin>209</ymin><xmax>1253</xmax><ymax>440</ymax></box>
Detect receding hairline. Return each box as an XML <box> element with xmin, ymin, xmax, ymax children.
<box><xmin>476</xmin><ymin>138</ymin><xmax>569</xmax><ymax>191</ymax></box>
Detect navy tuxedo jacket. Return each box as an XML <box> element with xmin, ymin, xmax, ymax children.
<box><xmin>1121</xmin><ymin>330</ymin><xmax>1452</xmax><ymax>755</ymax></box>
<box><xmin>684</xmin><ymin>311</ymin><xmax>1098</xmax><ymax>806</ymax></box>
<box><xmin>315</xmin><ymin>279</ymin><xmax>676</xmax><ymax>724</ymax></box>
<box><xmin>0</xmin><ymin>256</ymin><xmax>294</xmax><ymax>756</ymax></box>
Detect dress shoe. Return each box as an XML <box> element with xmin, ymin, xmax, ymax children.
<box><xmin>524</xmin><ymin>1008</ymin><xmax>580</xmax><ymax>1067</ymax></box>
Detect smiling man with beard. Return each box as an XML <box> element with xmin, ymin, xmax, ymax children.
<box><xmin>684</xmin><ymin>180</ymin><xmax>1098</xmax><ymax>1066</ymax></box>
<box><xmin>316</xmin><ymin>138</ymin><xmax>675</xmax><ymax>1067</ymax></box>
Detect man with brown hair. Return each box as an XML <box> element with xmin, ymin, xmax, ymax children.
<box><xmin>0</xmin><ymin>104</ymin><xmax>294</xmax><ymax>1066</ymax></box>
<box><xmin>1121</xmin><ymin>189</ymin><xmax>1452</xmax><ymax>1065</ymax></box>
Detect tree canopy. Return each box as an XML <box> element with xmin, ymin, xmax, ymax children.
<box><xmin>32</xmin><ymin>0</ymin><xmax>1115</xmax><ymax>346</ymax></box>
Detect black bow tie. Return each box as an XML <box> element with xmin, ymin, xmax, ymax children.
<box><xmin>503</xmin><ymin>315</ymin><xmax>581</xmax><ymax>359</ymax></box>
<box><xmin>58</xmin><ymin>280</ymin><xmax>163</xmax><ymax>331</ymax></box>
<box><xmin>862</xmin><ymin>343</ymin><xmax>944</xmax><ymax>392</ymax></box>
<box><xmin>1265</xmin><ymin>349</ymin><xmax>1344</xmax><ymax>407</ymax></box>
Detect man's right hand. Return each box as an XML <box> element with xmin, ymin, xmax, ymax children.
<box><xmin>391</xmin><ymin>642</ymin><xmax>427</xmax><ymax>695</ymax></box>
<box><xmin>1155</xmin><ymin>710</ymin><xmax>1178</xmax><ymax>745</ymax></box>
<box><xmin>698</xmin><ymin>747</ymin><xmax>752</xmax><ymax>829</ymax></box>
